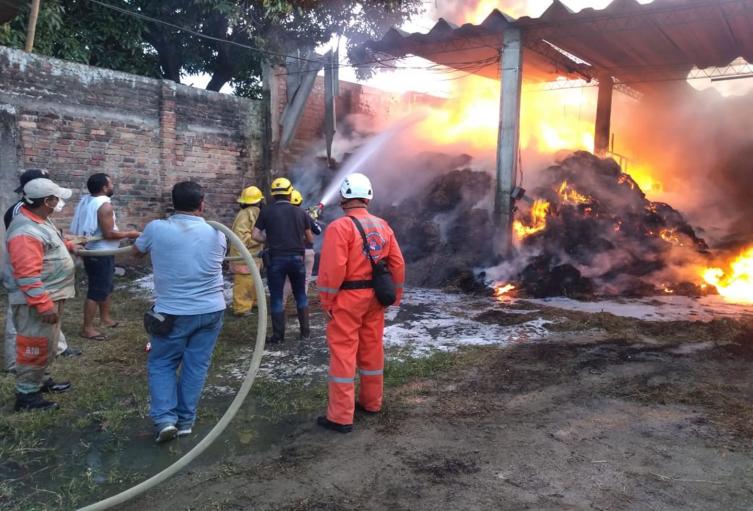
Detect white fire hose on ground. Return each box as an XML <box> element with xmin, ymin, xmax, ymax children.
<box><xmin>72</xmin><ymin>221</ymin><xmax>267</xmax><ymax>511</ymax></box>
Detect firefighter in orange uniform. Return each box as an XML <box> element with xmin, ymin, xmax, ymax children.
<box><xmin>316</xmin><ymin>173</ymin><xmax>405</xmax><ymax>433</ymax></box>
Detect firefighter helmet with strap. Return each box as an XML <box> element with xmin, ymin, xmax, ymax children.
<box><xmin>340</xmin><ymin>173</ymin><xmax>373</xmax><ymax>200</ymax></box>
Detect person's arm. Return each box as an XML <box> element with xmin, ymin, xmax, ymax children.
<box><xmin>132</xmin><ymin>222</ymin><xmax>153</xmax><ymax>258</ymax></box>
<box><xmin>252</xmin><ymin>209</ymin><xmax>267</xmax><ymax>243</ymax></box>
<box><xmin>308</xmin><ymin>215</ymin><xmax>323</xmax><ymax>236</ymax></box>
<box><xmin>304</xmin><ymin>228</ymin><xmax>314</xmax><ymax>245</ymax></box>
<box><xmin>232</xmin><ymin>210</ymin><xmax>254</xmax><ymax>248</ymax></box>
<box><xmin>386</xmin><ymin>229</ymin><xmax>406</xmax><ymax>306</ymax></box>
<box><xmin>98</xmin><ymin>202</ymin><xmax>140</xmax><ymax>240</ymax></box>
<box><xmin>318</xmin><ymin>222</ymin><xmax>348</xmax><ymax>314</ymax></box>
<box><xmin>252</xmin><ymin>227</ymin><xmax>266</xmax><ymax>242</ymax></box>
<box><xmin>7</xmin><ymin>235</ymin><xmax>57</xmax><ymax>321</ymax></box>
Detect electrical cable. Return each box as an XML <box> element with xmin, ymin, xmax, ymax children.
<box><xmin>74</xmin><ymin>221</ymin><xmax>268</xmax><ymax>511</ymax></box>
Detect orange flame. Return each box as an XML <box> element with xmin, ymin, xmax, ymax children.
<box><xmin>493</xmin><ymin>283</ymin><xmax>516</xmax><ymax>297</ymax></box>
<box><xmin>659</xmin><ymin>228</ymin><xmax>684</xmax><ymax>246</ymax></box>
<box><xmin>702</xmin><ymin>247</ymin><xmax>753</xmax><ymax>303</ymax></box>
<box><xmin>558</xmin><ymin>180</ymin><xmax>591</xmax><ymax>205</ymax></box>
<box><xmin>513</xmin><ymin>199</ymin><xmax>550</xmax><ymax>240</ymax></box>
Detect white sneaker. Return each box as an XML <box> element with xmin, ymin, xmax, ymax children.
<box><xmin>177</xmin><ymin>427</ymin><xmax>192</xmax><ymax>438</ymax></box>
<box><xmin>155</xmin><ymin>424</ymin><xmax>177</xmax><ymax>443</ymax></box>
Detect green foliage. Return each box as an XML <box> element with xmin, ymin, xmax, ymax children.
<box><xmin>0</xmin><ymin>0</ymin><xmax>423</xmax><ymax>95</ymax></box>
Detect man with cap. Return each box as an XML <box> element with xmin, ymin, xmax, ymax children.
<box><xmin>4</xmin><ymin>169</ymin><xmax>80</xmax><ymax>374</ymax></box>
<box><xmin>230</xmin><ymin>185</ymin><xmax>265</xmax><ymax>316</ymax></box>
<box><xmin>252</xmin><ymin>177</ymin><xmax>313</xmax><ymax>344</ymax></box>
<box><xmin>4</xmin><ymin>178</ymin><xmax>81</xmax><ymax>411</ymax></box>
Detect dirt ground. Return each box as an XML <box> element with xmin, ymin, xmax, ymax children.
<box><xmin>121</xmin><ymin>322</ymin><xmax>753</xmax><ymax>511</ymax></box>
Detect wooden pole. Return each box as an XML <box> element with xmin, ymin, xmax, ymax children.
<box><xmin>24</xmin><ymin>0</ymin><xmax>42</xmax><ymax>53</ymax></box>
<box><xmin>495</xmin><ymin>27</ymin><xmax>523</xmax><ymax>257</ymax></box>
<box><xmin>594</xmin><ymin>73</ymin><xmax>614</xmax><ymax>157</ymax></box>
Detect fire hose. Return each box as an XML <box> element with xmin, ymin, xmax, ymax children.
<box><xmin>72</xmin><ymin>221</ymin><xmax>267</xmax><ymax>511</ymax></box>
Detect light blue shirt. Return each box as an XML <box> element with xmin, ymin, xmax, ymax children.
<box><xmin>135</xmin><ymin>214</ymin><xmax>227</xmax><ymax>315</ymax></box>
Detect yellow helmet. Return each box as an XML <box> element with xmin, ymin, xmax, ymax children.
<box><xmin>270</xmin><ymin>177</ymin><xmax>293</xmax><ymax>196</ymax></box>
<box><xmin>237</xmin><ymin>186</ymin><xmax>264</xmax><ymax>205</ymax></box>
<box><xmin>290</xmin><ymin>189</ymin><xmax>303</xmax><ymax>206</ymax></box>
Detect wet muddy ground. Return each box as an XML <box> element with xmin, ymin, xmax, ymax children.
<box><xmin>3</xmin><ymin>281</ymin><xmax>753</xmax><ymax>510</ymax></box>
<box><xmin>121</xmin><ymin>327</ymin><xmax>753</xmax><ymax>511</ymax></box>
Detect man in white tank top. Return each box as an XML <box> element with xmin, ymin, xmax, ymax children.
<box><xmin>71</xmin><ymin>173</ymin><xmax>140</xmax><ymax>340</ymax></box>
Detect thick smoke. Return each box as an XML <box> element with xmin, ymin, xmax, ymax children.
<box><xmin>611</xmin><ymin>84</ymin><xmax>753</xmax><ymax>248</ymax></box>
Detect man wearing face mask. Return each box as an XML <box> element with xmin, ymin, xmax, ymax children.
<box><xmin>3</xmin><ymin>169</ymin><xmax>80</xmax><ymax>373</ymax></box>
<box><xmin>71</xmin><ymin>173</ymin><xmax>140</xmax><ymax>341</ymax></box>
<box><xmin>4</xmin><ymin>178</ymin><xmax>82</xmax><ymax>411</ymax></box>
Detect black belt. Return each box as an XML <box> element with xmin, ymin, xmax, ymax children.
<box><xmin>340</xmin><ymin>280</ymin><xmax>373</xmax><ymax>290</ymax></box>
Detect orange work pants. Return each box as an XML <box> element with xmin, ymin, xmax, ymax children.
<box><xmin>326</xmin><ymin>291</ymin><xmax>385</xmax><ymax>425</ymax></box>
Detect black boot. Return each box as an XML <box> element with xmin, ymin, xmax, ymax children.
<box><xmin>41</xmin><ymin>378</ymin><xmax>72</xmax><ymax>393</ymax></box>
<box><xmin>14</xmin><ymin>391</ymin><xmax>58</xmax><ymax>412</ymax></box>
<box><xmin>266</xmin><ymin>312</ymin><xmax>286</xmax><ymax>345</ymax></box>
<box><xmin>297</xmin><ymin>307</ymin><xmax>310</xmax><ymax>340</ymax></box>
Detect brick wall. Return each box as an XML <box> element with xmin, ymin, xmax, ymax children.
<box><xmin>0</xmin><ymin>45</ymin><xmax>262</xmax><ymax>233</ymax></box>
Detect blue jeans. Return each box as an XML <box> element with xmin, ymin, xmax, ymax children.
<box><xmin>267</xmin><ymin>255</ymin><xmax>308</xmax><ymax>314</ymax></box>
<box><xmin>147</xmin><ymin>310</ymin><xmax>224</xmax><ymax>430</ymax></box>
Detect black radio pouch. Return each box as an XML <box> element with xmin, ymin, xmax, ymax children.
<box><xmin>349</xmin><ymin>216</ymin><xmax>397</xmax><ymax>307</ymax></box>
<box><xmin>144</xmin><ymin>307</ymin><xmax>176</xmax><ymax>336</ymax></box>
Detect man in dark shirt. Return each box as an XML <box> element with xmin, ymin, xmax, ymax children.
<box><xmin>253</xmin><ymin>177</ymin><xmax>313</xmax><ymax>344</ymax></box>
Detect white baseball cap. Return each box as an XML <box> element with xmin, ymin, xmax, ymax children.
<box><xmin>23</xmin><ymin>178</ymin><xmax>73</xmax><ymax>200</ymax></box>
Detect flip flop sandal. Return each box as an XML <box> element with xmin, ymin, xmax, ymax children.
<box><xmin>80</xmin><ymin>333</ymin><xmax>108</xmax><ymax>341</ymax></box>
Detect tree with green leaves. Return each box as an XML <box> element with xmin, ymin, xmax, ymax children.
<box><xmin>0</xmin><ymin>0</ymin><xmax>423</xmax><ymax>97</ymax></box>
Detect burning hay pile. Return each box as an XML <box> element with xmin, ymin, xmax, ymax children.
<box><xmin>509</xmin><ymin>152</ymin><xmax>711</xmax><ymax>298</ymax></box>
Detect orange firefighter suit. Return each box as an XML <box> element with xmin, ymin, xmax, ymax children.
<box><xmin>318</xmin><ymin>207</ymin><xmax>405</xmax><ymax>425</ymax></box>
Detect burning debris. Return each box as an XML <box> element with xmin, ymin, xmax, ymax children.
<box><xmin>506</xmin><ymin>152</ymin><xmax>712</xmax><ymax>298</ymax></box>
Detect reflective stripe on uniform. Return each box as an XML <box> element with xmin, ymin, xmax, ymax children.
<box><xmin>26</xmin><ymin>287</ymin><xmax>46</xmax><ymax>297</ymax></box>
<box><xmin>359</xmin><ymin>368</ymin><xmax>383</xmax><ymax>376</ymax></box>
<box><xmin>319</xmin><ymin>286</ymin><xmax>339</xmax><ymax>294</ymax></box>
<box><xmin>329</xmin><ymin>375</ymin><xmax>355</xmax><ymax>384</ymax></box>
<box><xmin>17</xmin><ymin>276</ymin><xmax>41</xmax><ymax>286</ymax></box>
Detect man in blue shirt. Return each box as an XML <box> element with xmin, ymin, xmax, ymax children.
<box><xmin>133</xmin><ymin>181</ymin><xmax>226</xmax><ymax>443</ymax></box>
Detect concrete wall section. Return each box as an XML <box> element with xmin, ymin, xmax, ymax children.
<box><xmin>0</xmin><ymin>45</ymin><xmax>262</xmax><ymax>230</ymax></box>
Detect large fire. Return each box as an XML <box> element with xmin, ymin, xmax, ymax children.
<box><xmin>702</xmin><ymin>248</ymin><xmax>753</xmax><ymax>303</ymax></box>
<box><xmin>513</xmin><ymin>198</ymin><xmax>550</xmax><ymax>239</ymax></box>
<box><xmin>413</xmin><ymin>75</ymin><xmax>597</xmax><ymax>155</ymax></box>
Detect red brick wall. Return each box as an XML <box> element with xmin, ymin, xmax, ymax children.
<box><xmin>0</xmin><ymin>46</ymin><xmax>262</xmax><ymax>231</ymax></box>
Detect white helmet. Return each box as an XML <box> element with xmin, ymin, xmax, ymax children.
<box><xmin>340</xmin><ymin>173</ymin><xmax>373</xmax><ymax>200</ymax></box>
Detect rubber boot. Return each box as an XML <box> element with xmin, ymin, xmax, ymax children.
<box><xmin>266</xmin><ymin>312</ymin><xmax>286</xmax><ymax>345</ymax></box>
<box><xmin>297</xmin><ymin>307</ymin><xmax>310</xmax><ymax>340</ymax></box>
<box><xmin>14</xmin><ymin>391</ymin><xmax>58</xmax><ymax>412</ymax></box>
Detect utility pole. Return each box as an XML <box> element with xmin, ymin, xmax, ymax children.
<box><xmin>24</xmin><ymin>0</ymin><xmax>42</xmax><ymax>53</ymax></box>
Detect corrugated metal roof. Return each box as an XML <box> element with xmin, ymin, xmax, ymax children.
<box><xmin>364</xmin><ymin>0</ymin><xmax>753</xmax><ymax>90</ymax></box>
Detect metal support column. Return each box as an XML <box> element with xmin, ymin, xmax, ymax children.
<box><xmin>495</xmin><ymin>27</ymin><xmax>523</xmax><ymax>257</ymax></box>
<box><xmin>594</xmin><ymin>73</ymin><xmax>614</xmax><ymax>156</ymax></box>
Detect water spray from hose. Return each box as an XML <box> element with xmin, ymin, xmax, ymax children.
<box><xmin>317</xmin><ymin>112</ymin><xmax>427</xmax><ymax>209</ymax></box>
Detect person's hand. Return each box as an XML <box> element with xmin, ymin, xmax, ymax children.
<box><xmin>40</xmin><ymin>309</ymin><xmax>59</xmax><ymax>324</ymax></box>
<box><xmin>71</xmin><ymin>243</ymin><xmax>85</xmax><ymax>255</ymax></box>
<box><xmin>126</xmin><ymin>230</ymin><xmax>141</xmax><ymax>239</ymax></box>
<box><xmin>325</xmin><ymin>308</ymin><xmax>334</xmax><ymax>320</ymax></box>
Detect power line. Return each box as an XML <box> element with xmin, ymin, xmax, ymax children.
<box><xmin>84</xmin><ymin>0</ymin><xmax>322</xmax><ymax>65</ymax></box>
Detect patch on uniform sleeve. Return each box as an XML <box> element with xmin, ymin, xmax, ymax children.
<box><xmin>16</xmin><ymin>335</ymin><xmax>49</xmax><ymax>367</ymax></box>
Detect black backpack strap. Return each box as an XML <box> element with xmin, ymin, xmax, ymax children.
<box><xmin>349</xmin><ymin>216</ymin><xmax>376</xmax><ymax>266</ymax></box>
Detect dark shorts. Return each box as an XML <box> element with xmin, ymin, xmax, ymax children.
<box><xmin>83</xmin><ymin>255</ymin><xmax>115</xmax><ymax>302</ymax></box>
